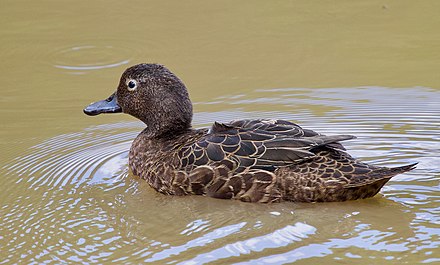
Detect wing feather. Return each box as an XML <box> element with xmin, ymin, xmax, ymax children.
<box><xmin>178</xmin><ymin>119</ymin><xmax>355</xmax><ymax>172</ymax></box>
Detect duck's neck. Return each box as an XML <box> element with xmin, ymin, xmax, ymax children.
<box><xmin>137</xmin><ymin>100</ymin><xmax>193</xmax><ymax>139</ymax></box>
<box><xmin>140</xmin><ymin>122</ymin><xmax>192</xmax><ymax>141</ymax></box>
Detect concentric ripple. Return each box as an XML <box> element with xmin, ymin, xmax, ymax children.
<box><xmin>1</xmin><ymin>86</ymin><xmax>439</xmax><ymax>264</ymax></box>
<box><xmin>4</xmin><ymin>122</ymin><xmax>139</xmax><ymax>191</ymax></box>
<box><xmin>48</xmin><ymin>44</ymin><xmax>133</xmax><ymax>74</ymax></box>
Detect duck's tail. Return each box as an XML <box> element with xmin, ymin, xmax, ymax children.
<box><xmin>341</xmin><ymin>162</ymin><xmax>418</xmax><ymax>201</ymax></box>
<box><xmin>281</xmin><ymin>161</ymin><xmax>418</xmax><ymax>202</ymax></box>
<box><xmin>387</xmin><ymin>162</ymin><xmax>418</xmax><ymax>176</ymax></box>
<box><xmin>346</xmin><ymin>162</ymin><xmax>418</xmax><ymax>188</ymax></box>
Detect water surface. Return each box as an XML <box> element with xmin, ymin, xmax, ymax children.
<box><xmin>1</xmin><ymin>1</ymin><xmax>439</xmax><ymax>264</ymax></box>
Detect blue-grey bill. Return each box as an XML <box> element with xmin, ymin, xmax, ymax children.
<box><xmin>83</xmin><ymin>92</ymin><xmax>122</xmax><ymax>116</ymax></box>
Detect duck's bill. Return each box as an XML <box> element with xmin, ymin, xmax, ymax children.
<box><xmin>83</xmin><ymin>92</ymin><xmax>122</xmax><ymax>116</ymax></box>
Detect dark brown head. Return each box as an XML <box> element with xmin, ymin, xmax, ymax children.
<box><xmin>84</xmin><ymin>64</ymin><xmax>193</xmax><ymax>138</ymax></box>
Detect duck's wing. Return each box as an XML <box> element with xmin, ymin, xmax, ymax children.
<box><xmin>229</xmin><ymin>119</ymin><xmax>348</xmax><ymax>150</ymax></box>
<box><xmin>178</xmin><ymin>119</ymin><xmax>355</xmax><ymax>173</ymax></box>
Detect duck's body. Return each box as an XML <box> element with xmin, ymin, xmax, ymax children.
<box><xmin>84</xmin><ymin>63</ymin><xmax>416</xmax><ymax>203</ymax></box>
<box><xmin>128</xmin><ymin>119</ymin><xmax>415</xmax><ymax>203</ymax></box>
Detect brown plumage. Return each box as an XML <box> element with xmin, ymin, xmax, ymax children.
<box><xmin>84</xmin><ymin>63</ymin><xmax>417</xmax><ymax>203</ymax></box>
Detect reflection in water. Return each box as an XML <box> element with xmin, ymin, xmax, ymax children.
<box><xmin>182</xmin><ymin>222</ymin><xmax>317</xmax><ymax>265</ymax></box>
<box><xmin>146</xmin><ymin>222</ymin><xmax>247</xmax><ymax>263</ymax></box>
<box><xmin>1</xmin><ymin>87</ymin><xmax>439</xmax><ymax>264</ymax></box>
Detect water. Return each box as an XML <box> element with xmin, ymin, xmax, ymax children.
<box><xmin>1</xmin><ymin>1</ymin><xmax>439</xmax><ymax>264</ymax></box>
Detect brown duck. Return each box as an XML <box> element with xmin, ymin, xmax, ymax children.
<box><xmin>84</xmin><ymin>63</ymin><xmax>417</xmax><ymax>203</ymax></box>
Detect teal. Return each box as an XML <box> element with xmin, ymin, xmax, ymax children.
<box><xmin>84</xmin><ymin>63</ymin><xmax>417</xmax><ymax>203</ymax></box>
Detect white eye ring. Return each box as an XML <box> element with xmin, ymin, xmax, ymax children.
<box><xmin>127</xmin><ymin>79</ymin><xmax>137</xmax><ymax>91</ymax></box>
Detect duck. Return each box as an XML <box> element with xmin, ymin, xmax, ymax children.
<box><xmin>83</xmin><ymin>63</ymin><xmax>417</xmax><ymax>203</ymax></box>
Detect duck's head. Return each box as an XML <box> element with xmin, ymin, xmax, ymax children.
<box><xmin>84</xmin><ymin>63</ymin><xmax>193</xmax><ymax>138</ymax></box>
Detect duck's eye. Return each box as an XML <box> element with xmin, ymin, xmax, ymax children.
<box><xmin>127</xmin><ymin>80</ymin><xmax>137</xmax><ymax>91</ymax></box>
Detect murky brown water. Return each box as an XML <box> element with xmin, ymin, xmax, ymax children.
<box><xmin>1</xmin><ymin>1</ymin><xmax>439</xmax><ymax>264</ymax></box>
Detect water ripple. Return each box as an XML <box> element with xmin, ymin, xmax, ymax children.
<box><xmin>48</xmin><ymin>44</ymin><xmax>134</xmax><ymax>74</ymax></box>
<box><xmin>179</xmin><ymin>222</ymin><xmax>316</xmax><ymax>265</ymax></box>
